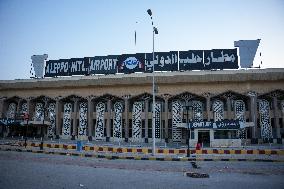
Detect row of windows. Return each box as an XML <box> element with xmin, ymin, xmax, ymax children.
<box><xmin>57</xmin><ymin>117</ymin><xmax>284</xmax><ymax>138</ymax></box>
<box><xmin>6</xmin><ymin>99</ymin><xmax>250</xmax><ymax>112</ymax></box>
<box><xmin>257</xmin><ymin>118</ymin><xmax>284</xmax><ymax>128</ymax></box>
<box><xmin>7</xmin><ymin>98</ymin><xmax>284</xmax><ymax>115</ymax></box>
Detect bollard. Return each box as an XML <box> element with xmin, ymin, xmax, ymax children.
<box><xmin>24</xmin><ymin>138</ymin><xmax>27</xmax><ymax>148</ymax></box>
<box><xmin>77</xmin><ymin>140</ymin><xmax>82</xmax><ymax>151</ymax></box>
<box><xmin>40</xmin><ymin>141</ymin><xmax>43</xmax><ymax>150</ymax></box>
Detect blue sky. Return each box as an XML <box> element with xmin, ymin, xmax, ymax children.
<box><xmin>0</xmin><ymin>0</ymin><xmax>283</xmax><ymax>80</ymax></box>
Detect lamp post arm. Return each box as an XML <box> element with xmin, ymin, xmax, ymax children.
<box><xmin>148</xmin><ymin>9</ymin><xmax>156</xmax><ymax>156</ymax></box>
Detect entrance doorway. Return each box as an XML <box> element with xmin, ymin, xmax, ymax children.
<box><xmin>198</xmin><ymin>130</ymin><xmax>210</xmax><ymax>147</ymax></box>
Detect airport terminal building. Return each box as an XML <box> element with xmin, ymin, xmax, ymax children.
<box><xmin>0</xmin><ymin>42</ymin><xmax>284</xmax><ymax>146</ymax></box>
<box><xmin>0</xmin><ymin>68</ymin><xmax>284</xmax><ymax>146</ymax></box>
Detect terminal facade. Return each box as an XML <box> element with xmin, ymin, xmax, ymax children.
<box><xmin>0</xmin><ymin>68</ymin><xmax>283</xmax><ymax>146</ymax></box>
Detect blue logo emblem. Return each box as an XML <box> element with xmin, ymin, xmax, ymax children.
<box><xmin>123</xmin><ymin>57</ymin><xmax>140</xmax><ymax>70</ymax></box>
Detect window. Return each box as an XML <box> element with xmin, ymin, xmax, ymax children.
<box><xmin>122</xmin><ymin>119</ymin><xmax>125</xmax><ymax>138</ymax></box>
<box><xmin>214</xmin><ymin>130</ymin><xmax>238</xmax><ymax>139</ymax></box>
<box><xmin>279</xmin><ymin>118</ymin><xmax>283</xmax><ymax>128</ymax></box>
<box><xmin>142</xmin><ymin>120</ymin><xmax>145</xmax><ymax>138</ymax></box>
<box><xmin>148</xmin><ymin>119</ymin><xmax>152</xmax><ymax>138</ymax></box>
<box><xmin>271</xmin><ymin>118</ymin><xmax>275</xmax><ymax>128</ymax></box>
<box><xmin>110</xmin><ymin>120</ymin><xmax>113</xmax><ymax>136</ymax></box>
<box><xmin>129</xmin><ymin>119</ymin><xmax>132</xmax><ymax>137</ymax></box>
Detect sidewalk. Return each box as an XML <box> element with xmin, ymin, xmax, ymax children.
<box><xmin>1</xmin><ymin>137</ymin><xmax>283</xmax><ymax>149</ymax></box>
<box><xmin>0</xmin><ymin>138</ymin><xmax>283</xmax><ymax>162</ymax></box>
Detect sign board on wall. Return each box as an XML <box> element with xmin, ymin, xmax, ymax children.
<box><xmin>117</xmin><ymin>53</ymin><xmax>145</xmax><ymax>73</ymax></box>
<box><xmin>179</xmin><ymin>50</ymin><xmax>203</xmax><ymax>71</ymax></box>
<box><xmin>44</xmin><ymin>49</ymin><xmax>239</xmax><ymax>77</ymax></box>
<box><xmin>203</xmin><ymin>49</ymin><xmax>238</xmax><ymax>69</ymax></box>
<box><xmin>45</xmin><ymin>59</ymin><xmax>70</xmax><ymax>77</ymax></box>
<box><xmin>177</xmin><ymin>120</ymin><xmax>245</xmax><ymax>129</ymax></box>
<box><xmin>69</xmin><ymin>58</ymin><xmax>89</xmax><ymax>75</ymax></box>
<box><xmin>89</xmin><ymin>55</ymin><xmax>118</xmax><ymax>74</ymax></box>
<box><xmin>189</xmin><ymin>120</ymin><xmax>244</xmax><ymax>129</ymax></box>
<box><xmin>145</xmin><ymin>51</ymin><xmax>178</xmax><ymax>72</ymax></box>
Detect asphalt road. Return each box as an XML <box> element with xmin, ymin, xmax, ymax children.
<box><xmin>0</xmin><ymin>151</ymin><xmax>284</xmax><ymax>189</ymax></box>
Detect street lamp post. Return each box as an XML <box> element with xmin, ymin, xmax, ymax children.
<box><xmin>40</xmin><ymin>98</ymin><xmax>49</xmax><ymax>150</ymax></box>
<box><xmin>39</xmin><ymin>107</ymin><xmax>45</xmax><ymax>150</ymax></box>
<box><xmin>147</xmin><ymin>9</ymin><xmax>158</xmax><ymax>156</ymax></box>
<box><xmin>184</xmin><ymin>105</ymin><xmax>191</xmax><ymax>157</ymax></box>
<box><xmin>182</xmin><ymin>98</ymin><xmax>192</xmax><ymax>158</ymax></box>
<box><xmin>24</xmin><ymin>112</ymin><xmax>29</xmax><ymax>148</ymax></box>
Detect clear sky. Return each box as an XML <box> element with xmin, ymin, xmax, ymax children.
<box><xmin>0</xmin><ymin>0</ymin><xmax>283</xmax><ymax>80</ymax></box>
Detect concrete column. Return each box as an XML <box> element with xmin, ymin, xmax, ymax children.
<box><xmin>0</xmin><ymin>98</ymin><xmax>5</xmax><ymax>136</ymax></box>
<box><xmin>27</xmin><ymin>98</ymin><xmax>32</xmax><ymax>120</ymax></box>
<box><xmin>248</xmin><ymin>92</ymin><xmax>257</xmax><ymax>140</ymax></box>
<box><xmin>55</xmin><ymin>98</ymin><xmax>61</xmax><ymax>138</ymax></box>
<box><xmin>42</xmin><ymin>98</ymin><xmax>49</xmax><ymax>138</ymax></box>
<box><xmin>273</xmin><ymin>96</ymin><xmax>280</xmax><ymax>139</ymax></box>
<box><xmin>25</xmin><ymin>98</ymin><xmax>31</xmax><ymax>138</ymax></box>
<box><xmin>26</xmin><ymin>99</ymin><xmax>31</xmax><ymax>118</ymax></box>
<box><xmin>43</xmin><ymin>97</ymin><xmax>49</xmax><ymax>117</ymax></box>
<box><xmin>210</xmin><ymin>130</ymin><xmax>214</xmax><ymax>147</ymax></box>
<box><xmin>87</xmin><ymin>97</ymin><xmax>93</xmax><ymax>140</ymax></box>
<box><xmin>123</xmin><ymin>95</ymin><xmax>130</xmax><ymax>142</ymax></box>
<box><xmin>144</xmin><ymin>99</ymin><xmax>149</xmax><ymax>141</ymax></box>
<box><xmin>72</xmin><ymin>99</ymin><xmax>78</xmax><ymax>139</ymax></box>
<box><xmin>106</xmin><ymin>99</ymin><xmax>111</xmax><ymax>141</ymax></box>
<box><xmin>17</xmin><ymin>99</ymin><xmax>22</xmax><ymax>115</ymax></box>
<box><xmin>0</xmin><ymin>98</ymin><xmax>5</xmax><ymax>118</ymax></box>
<box><xmin>164</xmin><ymin>98</ymin><xmax>169</xmax><ymax>140</ymax></box>
<box><xmin>281</xmin><ymin>101</ymin><xmax>284</xmax><ymax>141</ymax></box>
<box><xmin>206</xmin><ymin>97</ymin><xmax>211</xmax><ymax>120</ymax></box>
<box><xmin>226</xmin><ymin>97</ymin><xmax>232</xmax><ymax>120</ymax></box>
<box><xmin>202</xmin><ymin>93</ymin><xmax>212</xmax><ymax>121</ymax></box>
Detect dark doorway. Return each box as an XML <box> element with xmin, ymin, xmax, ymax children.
<box><xmin>198</xmin><ymin>130</ymin><xmax>210</xmax><ymax>147</ymax></box>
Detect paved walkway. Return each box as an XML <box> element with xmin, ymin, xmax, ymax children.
<box><xmin>2</xmin><ymin>137</ymin><xmax>284</xmax><ymax>149</ymax></box>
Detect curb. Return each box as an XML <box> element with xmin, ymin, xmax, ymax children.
<box><xmin>14</xmin><ymin>142</ymin><xmax>284</xmax><ymax>156</ymax></box>
<box><xmin>1</xmin><ymin>147</ymin><xmax>283</xmax><ymax>162</ymax></box>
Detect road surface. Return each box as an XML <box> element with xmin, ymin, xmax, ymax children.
<box><xmin>0</xmin><ymin>151</ymin><xmax>283</xmax><ymax>189</ymax></box>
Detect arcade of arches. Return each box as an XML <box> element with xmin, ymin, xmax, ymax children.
<box><xmin>0</xmin><ymin>69</ymin><xmax>284</xmax><ymax>145</ymax></box>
